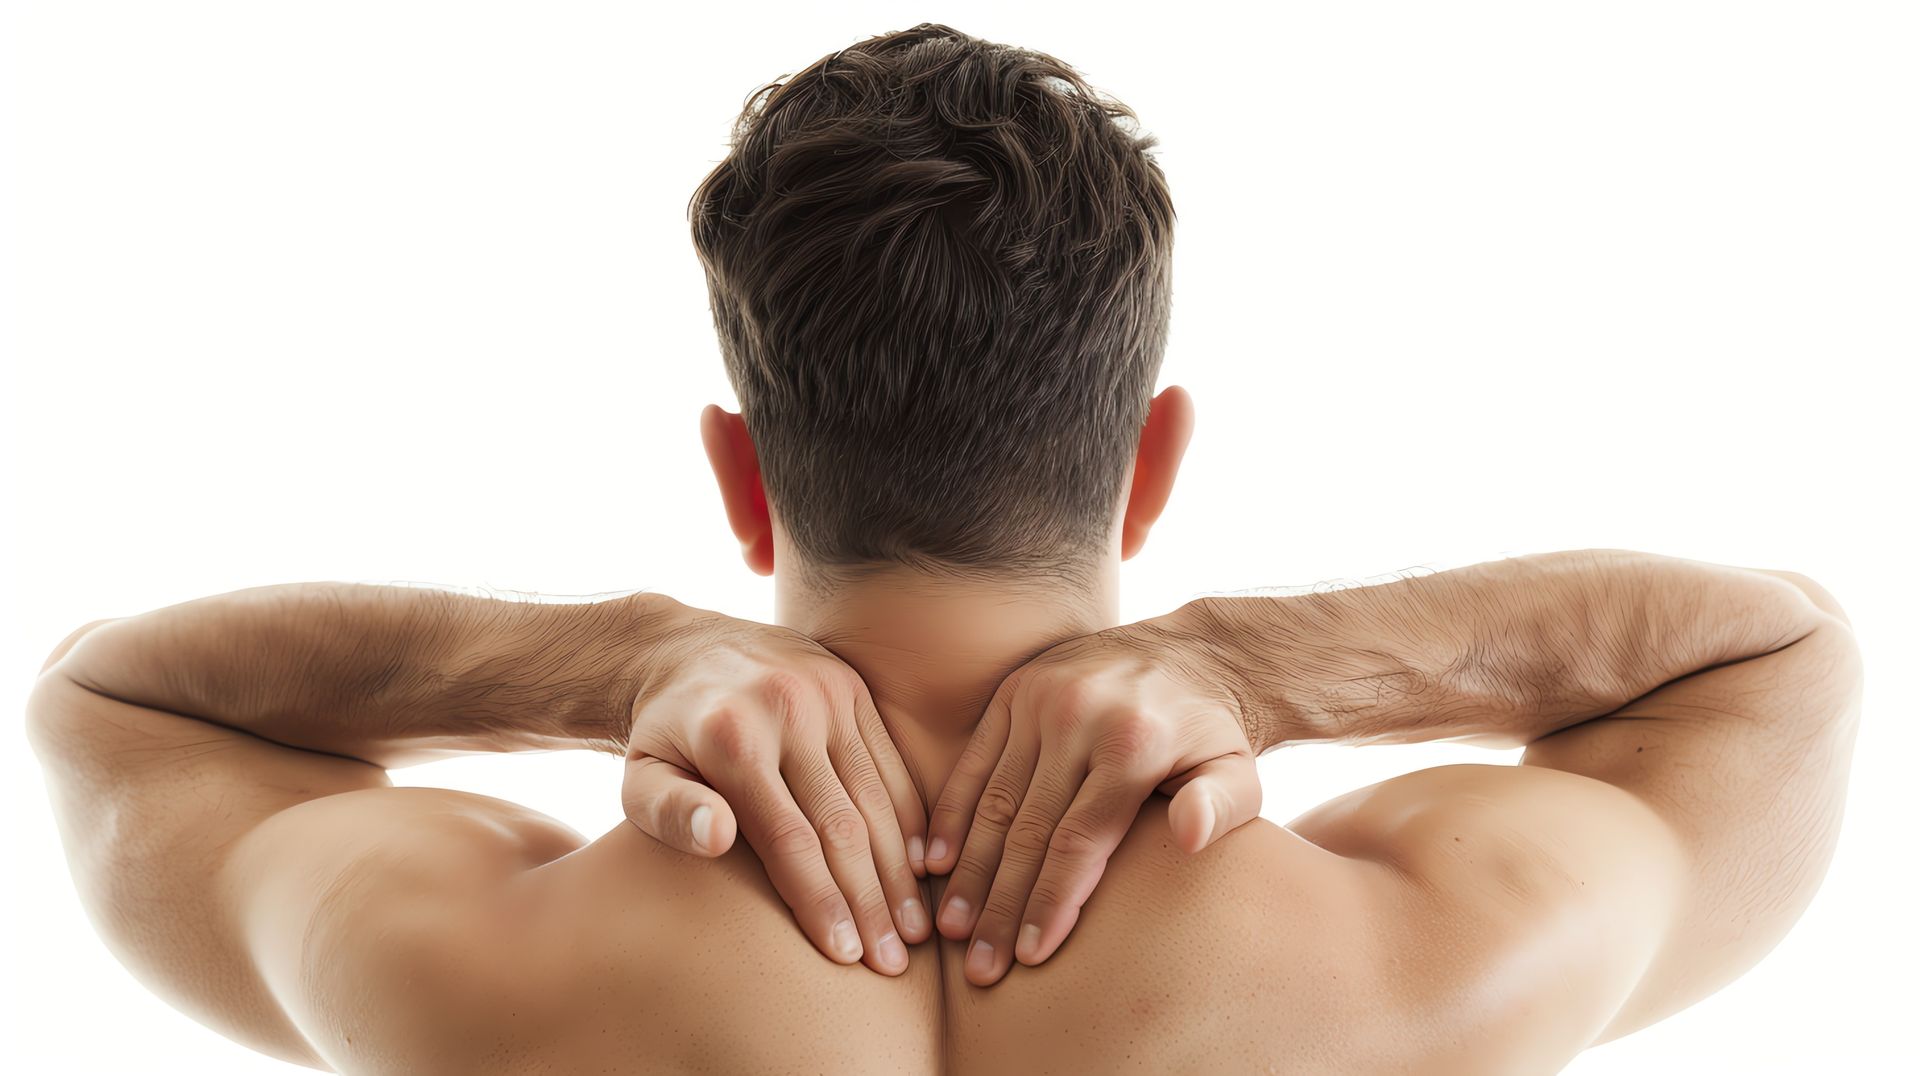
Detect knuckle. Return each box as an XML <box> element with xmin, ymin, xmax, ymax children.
<box><xmin>816</xmin><ymin>807</ymin><xmax>868</xmax><ymax>852</ymax></box>
<box><xmin>842</xmin><ymin>765</ymin><xmax>890</xmax><ymax>810</ymax></box>
<box><xmin>853</xmin><ymin>882</ymin><xmax>891</xmax><ymax>917</ymax></box>
<box><xmin>758</xmin><ymin>671</ymin><xmax>813</xmax><ymax>729</ymax></box>
<box><xmin>1046</xmin><ymin>817</ymin><xmax>1105</xmax><ymax>862</ymax></box>
<box><xmin>618</xmin><ymin>787</ymin><xmax>653</xmax><ymax>829</ymax></box>
<box><xmin>982</xmin><ymin>889</ymin><xmax>1029</xmax><ymax>924</ymax></box>
<box><xmin>813</xmin><ymin>659</ymin><xmax>862</xmax><ymax>697</ymax></box>
<box><xmin>851</xmin><ymin>778</ymin><xmax>894</xmax><ymax>821</ymax></box>
<box><xmin>1049</xmin><ymin>679</ymin><xmax>1092</xmax><ymax>724</ymax></box>
<box><xmin>1006</xmin><ymin>815</ymin><xmax>1056</xmax><ymax>855</ymax></box>
<box><xmin>702</xmin><ymin>708</ymin><xmax>758</xmax><ymax>763</ymax></box>
<box><xmin>766</xmin><ymin>815</ymin><xmax>823</xmax><ymax>859</ymax></box>
<box><xmin>996</xmin><ymin>839</ymin><xmax>1044</xmax><ymax>875</ymax></box>
<box><xmin>953</xmin><ymin>732</ymin><xmax>1003</xmax><ymax>774</ymax></box>
<box><xmin>1092</xmin><ymin>711</ymin><xmax>1160</xmax><ymax>764</ymax></box>
<box><xmin>975</xmin><ymin>785</ymin><xmax>1022</xmax><ymax>830</ymax></box>
<box><xmin>1028</xmin><ymin>760</ymin><xmax>1079</xmax><ymax>803</ymax></box>
<box><xmin>1027</xmin><ymin>876</ymin><xmax>1071</xmax><ymax>910</ymax></box>
<box><xmin>991</xmin><ymin>667</ymin><xmax>1031</xmax><ymax>705</ymax></box>
<box><xmin>807</xmin><ymin>884</ymin><xmax>851</xmax><ymax>919</ymax></box>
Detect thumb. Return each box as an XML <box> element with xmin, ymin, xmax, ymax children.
<box><xmin>622</xmin><ymin>754</ymin><xmax>738</xmax><ymax>857</ymax></box>
<box><xmin>1163</xmin><ymin>754</ymin><xmax>1263</xmax><ymax>855</ymax></box>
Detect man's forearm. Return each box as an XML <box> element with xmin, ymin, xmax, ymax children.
<box><xmin>48</xmin><ymin>583</ymin><xmax>692</xmax><ymax>767</ymax></box>
<box><xmin>1168</xmin><ymin>549</ymin><xmax>1824</xmax><ymax>753</ymax></box>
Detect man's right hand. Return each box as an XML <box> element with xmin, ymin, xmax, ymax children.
<box><xmin>619</xmin><ymin>602</ymin><xmax>933</xmax><ymax>974</ymax></box>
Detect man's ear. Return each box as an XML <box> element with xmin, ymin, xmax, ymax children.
<box><xmin>1120</xmin><ymin>385</ymin><xmax>1196</xmax><ymax>561</ymax></box>
<box><xmin>699</xmin><ymin>404</ymin><xmax>775</xmax><ymax>576</ymax></box>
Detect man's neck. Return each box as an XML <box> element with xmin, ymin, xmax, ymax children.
<box><xmin>774</xmin><ymin>561</ymin><xmax>1119</xmax><ymax>806</ymax></box>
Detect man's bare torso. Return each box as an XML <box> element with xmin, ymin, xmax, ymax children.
<box><xmin>352</xmin><ymin>780</ymin><xmax>1564</xmax><ymax>1075</ymax></box>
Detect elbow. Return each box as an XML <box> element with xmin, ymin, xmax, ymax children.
<box><xmin>25</xmin><ymin>664</ymin><xmax>81</xmax><ymax>762</ymax></box>
<box><xmin>27</xmin><ymin>619</ymin><xmax>119</xmax><ymax>757</ymax></box>
<box><xmin>1747</xmin><ymin>570</ymin><xmax>1852</xmax><ymax>630</ymax></box>
<box><xmin>40</xmin><ymin>618</ymin><xmax>120</xmax><ymax>674</ymax></box>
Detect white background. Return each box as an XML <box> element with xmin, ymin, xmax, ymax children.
<box><xmin>3</xmin><ymin>2</ymin><xmax>1915</xmax><ymax>1072</ymax></box>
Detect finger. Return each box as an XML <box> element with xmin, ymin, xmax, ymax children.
<box><xmin>1163</xmin><ymin>754</ymin><xmax>1264</xmax><ymax>855</ymax></box>
<box><xmin>826</xmin><ymin>715</ymin><xmax>932</xmax><ymax>944</ymax></box>
<box><xmin>712</xmin><ymin>761</ymin><xmax>866</xmax><ymax>968</ymax></box>
<box><xmin>925</xmin><ymin>685</ymin><xmax>1014</xmax><ymax>874</ymax></box>
<box><xmin>854</xmin><ymin>690</ymin><xmax>930</xmax><ymax>878</ymax></box>
<box><xmin>1013</xmin><ymin>758</ymin><xmax>1162</xmax><ymax>968</ymax></box>
<box><xmin>963</xmin><ymin>742</ymin><xmax>1087</xmax><ymax>986</ymax></box>
<box><xmin>621</xmin><ymin>754</ymin><xmax>738</xmax><ymax>857</ymax></box>
<box><xmin>935</xmin><ymin>721</ymin><xmax>1038</xmax><ymax>943</ymax></box>
<box><xmin>784</xmin><ymin>747</ymin><xmax>911</xmax><ymax>976</ymax></box>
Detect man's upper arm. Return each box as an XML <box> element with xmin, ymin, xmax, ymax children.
<box><xmin>1290</xmin><ymin>763</ymin><xmax>1690</xmax><ymax>1074</ymax></box>
<box><xmin>1287</xmin><ymin>607</ymin><xmax>1862</xmax><ymax>1071</ymax></box>
<box><xmin>230</xmin><ymin>786</ymin><xmax>587</xmax><ymax>1072</ymax></box>
<box><xmin>27</xmin><ymin>664</ymin><xmax>584</xmax><ymax>1071</ymax></box>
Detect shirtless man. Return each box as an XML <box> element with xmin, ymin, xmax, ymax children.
<box><xmin>27</xmin><ymin>22</ymin><xmax>1863</xmax><ymax>1075</ymax></box>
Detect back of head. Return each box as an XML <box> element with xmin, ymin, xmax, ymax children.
<box><xmin>688</xmin><ymin>22</ymin><xmax>1177</xmax><ymax>588</ymax></box>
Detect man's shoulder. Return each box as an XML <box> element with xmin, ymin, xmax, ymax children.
<box><xmin>1285</xmin><ymin>763</ymin><xmax>1691</xmax><ymax>1069</ymax></box>
<box><xmin>500</xmin><ymin>817</ymin><xmax>948</xmax><ymax>1073</ymax></box>
<box><xmin>229</xmin><ymin>786</ymin><xmax>591</xmax><ymax>1072</ymax></box>
<box><xmin>1029</xmin><ymin>768</ymin><xmax>1686</xmax><ymax>1073</ymax></box>
<box><xmin>1287</xmin><ymin>762</ymin><xmax>1686</xmax><ymax>917</ymax></box>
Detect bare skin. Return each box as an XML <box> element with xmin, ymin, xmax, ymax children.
<box><xmin>23</xmin><ymin>370</ymin><xmax>1862</xmax><ymax>1076</ymax></box>
<box><xmin>27</xmin><ymin>549</ymin><xmax>1860</xmax><ymax>1074</ymax></box>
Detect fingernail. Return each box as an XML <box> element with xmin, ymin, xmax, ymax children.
<box><xmin>966</xmin><ymin>938</ymin><xmax>995</xmax><ymax>980</ymax></box>
<box><xmin>927</xmin><ymin>836</ymin><xmax>949</xmax><ymax>864</ymax></box>
<box><xmin>877</xmin><ymin>931</ymin><xmax>907</xmax><ymax>970</ymax></box>
<box><xmin>901</xmin><ymin>899</ymin><xmax>929</xmax><ymax>937</ymax></box>
<box><xmin>1016</xmin><ymin>923</ymin><xmax>1043</xmax><ymax>963</ymax></box>
<box><xmin>831</xmin><ymin>919</ymin><xmax>862</xmax><ymax>962</ymax></box>
<box><xmin>908</xmin><ymin>835</ymin><xmax>926</xmax><ymax>872</ymax></box>
<box><xmin>689</xmin><ymin>804</ymin><xmax>713</xmax><ymax>854</ymax></box>
<box><xmin>938</xmin><ymin>895</ymin><xmax>970</xmax><ymax>934</ymax></box>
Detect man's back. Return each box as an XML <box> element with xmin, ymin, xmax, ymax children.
<box><xmin>517</xmin><ymin>794</ymin><xmax>1323</xmax><ymax>1074</ymax></box>
<box><xmin>280</xmin><ymin>765</ymin><xmax>1678</xmax><ymax>1075</ymax></box>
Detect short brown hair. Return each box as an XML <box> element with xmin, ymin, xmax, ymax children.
<box><xmin>688</xmin><ymin>23</ymin><xmax>1176</xmax><ymax>583</ymax></box>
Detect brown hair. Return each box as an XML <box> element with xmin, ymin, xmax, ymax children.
<box><xmin>688</xmin><ymin>22</ymin><xmax>1176</xmax><ymax>585</ymax></box>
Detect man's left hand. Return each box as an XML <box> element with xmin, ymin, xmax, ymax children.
<box><xmin>922</xmin><ymin>604</ymin><xmax>1266</xmax><ymax>985</ymax></box>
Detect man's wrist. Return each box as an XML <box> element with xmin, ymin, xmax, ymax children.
<box><xmin>1151</xmin><ymin>598</ymin><xmax>1293</xmax><ymax>756</ymax></box>
<box><xmin>568</xmin><ymin>589</ymin><xmax>707</xmax><ymax>754</ymax></box>
<box><xmin>314</xmin><ymin>587</ymin><xmax>709</xmax><ymax>759</ymax></box>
